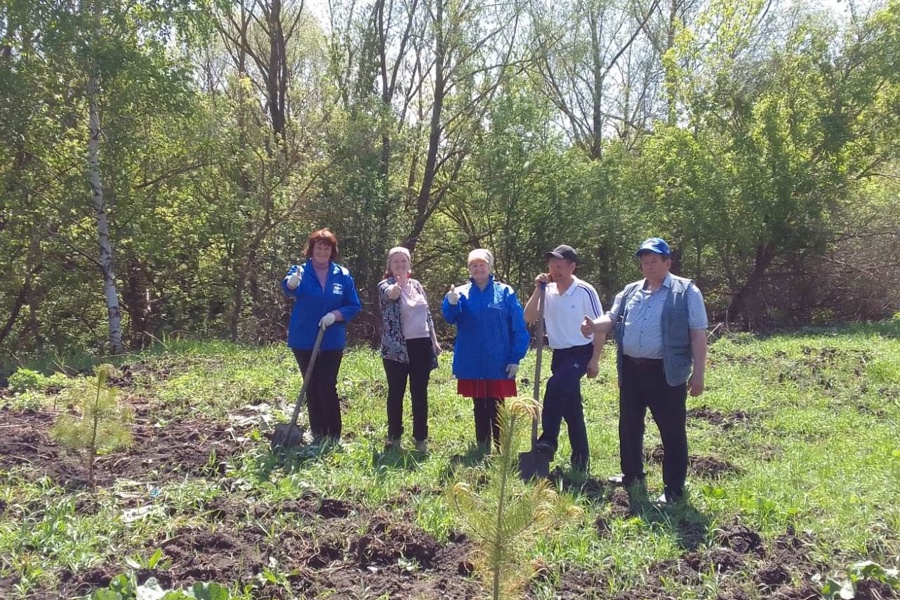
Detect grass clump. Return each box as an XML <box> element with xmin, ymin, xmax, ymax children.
<box><xmin>50</xmin><ymin>364</ymin><xmax>133</xmax><ymax>488</ymax></box>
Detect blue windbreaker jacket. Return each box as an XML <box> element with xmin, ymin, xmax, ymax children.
<box><xmin>441</xmin><ymin>275</ymin><xmax>530</xmax><ymax>380</ymax></box>
<box><xmin>282</xmin><ymin>260</ymin><xmax>361</xmax><ymax>351</ymax></box>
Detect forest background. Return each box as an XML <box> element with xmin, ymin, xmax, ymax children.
<box><xmin>2</xmin><ymin>0</ymin><xmax>899</xmax><ymax>365</ymax></box>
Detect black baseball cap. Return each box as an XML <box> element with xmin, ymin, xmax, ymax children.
<box><xmin>544</xmin><ymin>244</ymin><xmax>579</xmax><ymax>264</ymax></box>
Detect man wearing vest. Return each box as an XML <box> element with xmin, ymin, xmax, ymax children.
<box><xmin>581</xmin><ymin>237</ymin><xmax>708</xmax><ymax>504</ymax></box>
<box><xmin>524</xmin><ymin>244</ymin><xmax>604</xmax><ymax>472</ymax></box>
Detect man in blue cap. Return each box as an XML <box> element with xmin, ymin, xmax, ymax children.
<box><xmin>581</xmin><ymin>237</ymin><xmax>708</xmax><ymax>504</ymax></box>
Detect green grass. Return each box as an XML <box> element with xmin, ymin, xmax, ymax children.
<box><xmin>2</xmin><ymin>324</ymin><xmax>899</xmax><ymax>598</ymax></box>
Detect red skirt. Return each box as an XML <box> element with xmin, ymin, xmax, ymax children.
<box><xmin>457</xmin><ymin>379</ymin><xmax>517</xmax><ymax>398</ymax></box>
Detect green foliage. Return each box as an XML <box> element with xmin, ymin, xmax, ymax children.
<box><xmin>85</xmin><ymin>573</ymin><xmax>232</xmax><ymax>600</ymax></box>
<box><xmin>449</xmin><ymin>398</ymin><xmax>583</xmax><ymax>600</ymax></box>
<box><xmin>819</xmin><ymin>560</ymin><xmax>900</xmax><ymax>599</ymax></box>
<box><xmin>7</xmin><ymin>369</ymin><xmax>68</xmax><ymax>394</ymax></box>
<box><xmin>50</xmin><ymin>365</ymin><xmax>133</xmax><ymax>487</ymax></box>
<box><xmin>2</xmin><ymin>0</ymin><xmax>900</xmax><ymax>358</ymax></box>
<box><xmin>123</xmin><ymin>548</ymin><xmax>170</xmax><ymax>571</ymax></box>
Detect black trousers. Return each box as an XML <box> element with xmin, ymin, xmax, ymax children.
<box><xmin>383</xmin><ymin>337</ymin><xmax>434</xmax><ymax>442</ymax></box>
<box><xmin>619</xmin><ymin>356</ymin><xmax>688</xmax><ymax>498</ymax></box>
<box><xmin>292</xmin><ymin>348</ymin><xmax>344</xmax><ymax>440</ymax></box>
<box><xmin>539</xmin><ymin>343</ymin><xmax>593</xmax><ymax>470</ymax></box>
<box><xmin>473</xmin><ymin>397</ymin><xmax>504</xmax><ymax>448</ymax></box>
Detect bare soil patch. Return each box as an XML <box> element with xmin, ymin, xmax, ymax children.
<box><xmin>688</xmin><ymin>406</ymin><xmax>750</xmax><ymax>430</ymax></box>
<box><xmin>0</xmin><ymin>407</ymin><xmax>891</xmax><ymax>600</ymax></box>
<box><xmin>0</xmin><ymin>405</ymin><xmax>251</xmax><ymax>488</ymax></box>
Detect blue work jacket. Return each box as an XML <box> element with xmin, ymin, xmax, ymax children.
<box><xmin>282</xmin><ymin>260</ymin><xmax>361</xmax><ymax>351</ymax></box>
<box><xmin>441</xmin><ymin>275</ymin><xmax>529</xmax><ymax>380</ymax></box>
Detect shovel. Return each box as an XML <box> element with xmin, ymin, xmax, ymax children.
<box><xmin>519</xmin><ymin>283</ymin><xmax>551</xmax><ymax>480</ymax></box>
<box><xmin>271</xmin><ymin>324</ymin><xmax>326</xmax><ymax>452</ymax></box>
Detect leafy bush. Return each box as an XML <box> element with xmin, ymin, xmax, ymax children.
<box><xmin>8</xmin><ymin>368</ymin><xmax>68</xmax><ymax>393</ymax></box>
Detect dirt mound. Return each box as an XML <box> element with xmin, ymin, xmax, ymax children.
<box><xmin>688</xmin><ymin>406</ymin><xmax>750</xmax><ymax>429</ymax></box>
<box><xmin>642</xmin><ymin>445</ymin><xmax>742</xmax><ymax>478</ymax></box>
<box><xmin>716</xmin><ymin>523</ymin><xmax>764</xmax><ymax>555</ymax></box>
<box><xmin>683</xmin><ymin>547</ymin><xmax>745</xmax><ymax>572</ymax></box>
<box><xmin>351</xmin><ymin>512</ymin><xmax>443</xmax><ymax>566</ymax></box>
<box><xmin>159</xmin><ymin>527</ymin><xmax>265</xmax><ymax>585</ymax></box>
<box><xmin>691</xmin><ymin>455</ymin><xmax>743</xmax><ymax>478</ymax></box>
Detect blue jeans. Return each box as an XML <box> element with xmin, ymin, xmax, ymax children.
<box><xmin>538</xmin><ymin>343</ymin><xmax>593</xmax><ymax>470</ymax></box>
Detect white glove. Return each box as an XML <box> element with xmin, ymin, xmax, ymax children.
<box><xmin>387</xmin><ymin>284</ymin><xmax>401</xmax><ymax>300</ymax></box>
<box><xmin>319</xmin><ymin>312</ymin><xmax>336</xmax><ymax>328</ymax></box>
<box><xmin>447</xmin><ymin>285</ymin><xmax>459</xmax><ymax>305</ymax></box>
<box><xmin>287</xmin><ymin>269</ymin><xmax>301</xmax><ymax>289</ymax></box>
<box><xmin>506</xmin><ymin>364</ymin><xmax>519</xmax><ymax>378</ymax></box>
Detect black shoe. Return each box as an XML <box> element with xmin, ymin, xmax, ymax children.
<box><xmin>607</xmin><ymin>473</ymin><xmax>646</xmax><ymax>487</ymax></box>
<box><xmin>534</xmin><ymin>440</ymin><xmax>556</xmax><ymax>454</ymax></box>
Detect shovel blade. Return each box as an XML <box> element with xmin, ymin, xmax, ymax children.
<box><xmin>271</xmin><ymin>423</ymin><xmax>304</xmax><ymax>452</ymax></box>
<box><xmin>518</xmin><ymin>448</ymin><xmax>551</xmax><ymax>481</ymax></box>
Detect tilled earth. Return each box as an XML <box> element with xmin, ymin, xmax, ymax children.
<box><xmin>0</xmin><ymin>403</ymin><xmax>890</xmax><ymax>600</ymax></box>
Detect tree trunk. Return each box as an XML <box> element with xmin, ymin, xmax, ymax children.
<box><xmin>405</xmin><ymin>0</ymin><xmax>446</xmax><ymax>254</ymax></box>
<box><xmin>122</xmin><ymin>258</ymin><xmax>151</xmax><ymax>349</ymax></box>
<box><xmin>267</xmin><ymin>0</ymin><xmax>287</xmax><ymax>141</ymax></box>
<box><xmin>87</xmin><ymin>31</ymin><xmax>124</xmax><ymax>354</ymax></box>
<box><xmin>0</xmin><ymin>284</ymin><xmax>27</xmax><ymax>347</ymax></box>
<box><xmin>727</xmin><ymin>243</ymin><xmax>776</xmax><ymax>330</ymax></box>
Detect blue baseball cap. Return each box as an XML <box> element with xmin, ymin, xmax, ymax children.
<box><xmin>635</xmin><ymin>237</ymin><xmax>671</xmax><ymax>257</ymax></box>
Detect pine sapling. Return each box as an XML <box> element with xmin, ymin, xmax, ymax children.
<box><xmin>51</xmin><ymin>364</ymin><xmax>133</xmax><ymax>487</ymax></box>
<box><xmin>450</xmin><ymin>397</ymin><xmax>583</xmax><ymax>600</ymax></box>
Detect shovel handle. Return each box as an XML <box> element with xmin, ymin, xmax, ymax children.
<box><xmin>287</xmin><ymin>324</ymin><xmax>326</xmax><ymax>428</ymax></box>
<box><xmin>532</xmin><ymin>283</ymin><xmax>546</xmax><ymax>442</ymax></box>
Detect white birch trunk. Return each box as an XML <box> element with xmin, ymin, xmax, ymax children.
<box><xmin>87</xmin><ymin>60</ymin><xmax>124</xmax><ymax>354</ymax></box>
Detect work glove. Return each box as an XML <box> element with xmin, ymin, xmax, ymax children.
<box><xmin>319</xmin><ymin>312</ymin><xmax>336</xmax><ymax>328</ymax></box>
<box><xmin>447</xmin><ymin>285</ymin><xmax>459</xmax><ymax>305</ymax></box>
<box><xmin>387</xmin><ymin>284</ymin><xmax>401</xmax><ymax>300</ymax></box>
<box><xmin>506</xmin><ymin>364</ymin><xmax>519</xmax><ymax>378</ymax></box>
<box><xmin>287</xmin><ymin>268</ymin><xmax>301</xmax><ymax>289</ymax></box>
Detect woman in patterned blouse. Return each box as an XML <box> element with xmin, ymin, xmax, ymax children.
<box><xmin>378</xmin><ymin>247</ymin><xmax>441</xmax><ymax>453</ymax></box>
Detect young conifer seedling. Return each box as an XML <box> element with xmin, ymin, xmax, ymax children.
<box><xmin>51</xmin><ymin>364</ymin><xmax>133</xmax><ymax>488</ymax></box>
<box><xmin>450</xmin><ymin>397</ymin><xmax>583</xmax><ymax>600</ymax></box>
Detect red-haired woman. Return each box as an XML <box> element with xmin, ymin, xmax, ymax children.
<box><xmin>282</xmin><ymin>228</ymin><xmax>361</xmax><ymax>443</ymax></box>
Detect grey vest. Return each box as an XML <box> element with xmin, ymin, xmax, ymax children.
<box><xmin>614</xmin><ymin>275</ymin><xmax>694</xmax><ymax>386</ymax></box>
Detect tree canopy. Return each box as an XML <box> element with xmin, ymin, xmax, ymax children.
<box><xmin>1</xmin><ymin>0</ymin><xmax>899</xmax><ymax>362</ymax></box>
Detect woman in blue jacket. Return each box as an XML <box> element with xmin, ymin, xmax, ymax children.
<box><xmin>442</xmin><ymin>249</ymin><xmax>529</xmax><ymax>449</ymax></box>
<box><xmin>282</xmin><ymin>228</ymin><xmax>361</xmax><ymax>443</ymax></box>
